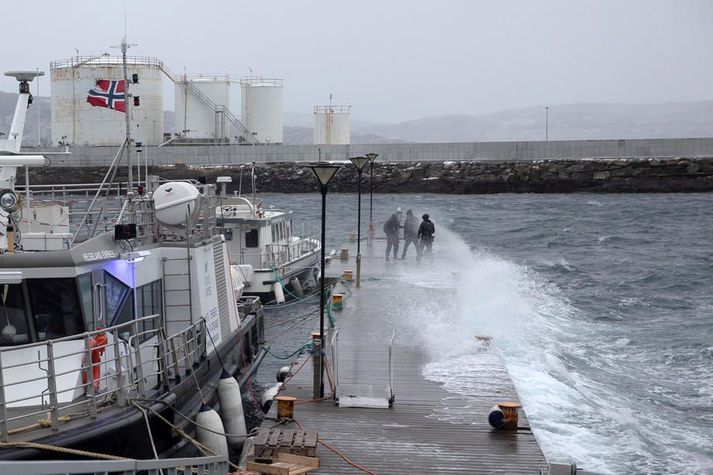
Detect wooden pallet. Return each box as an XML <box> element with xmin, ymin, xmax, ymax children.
<box><xmin>246</xmin><ymin>453</ymin><xmax>319</xmax><ymax>475</ymax></box>
<box><xmin>254</xmin><ymin>428</ymin><xmax>318</xmax><ymax>458</ymax></box>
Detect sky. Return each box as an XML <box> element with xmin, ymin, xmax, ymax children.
<box><xmin>1</xmin><ymin>0</ymin><xmax>711</xmax><ymax>123</ymax></box>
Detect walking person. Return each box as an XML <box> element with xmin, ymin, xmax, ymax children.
<box><xmin>401</xmin><ymin>209</ymin><xmax>419</xmax><ymax>259</ymax></box>
<box><xmin>417</xmin><ymin>213</ymin><xmax>435</xmax><ymax>263</ymax></box>
<box><xmin>383</xmin><ymin>213</ymin><xmax>401</xmax><ymax>261</ymax></box>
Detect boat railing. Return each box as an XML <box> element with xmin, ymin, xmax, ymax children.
<box><xmin>0</xmin><ymin>455</ymin><xmax>228</xmax><ymax>475</ymax></box>
<box><xmin>263</xmin><ymin>235</ymin><xmax>320</xmax><ymax>268</ymax></box>
<box><xmin>0</xmin><ymin>314</ymin><xmax>211</xmax><ymax>442</ymax></box>
<box><xmin>161</xmin><ymin>319</ymin><xmax>207</xmax><ymax>384</ymax></box>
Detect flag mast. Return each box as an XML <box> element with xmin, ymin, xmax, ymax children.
<box><xmin>121</xmin><ymin>37</ymin><xmax>132</xmax><ymax>192</ymax></box>
<box><xmin>112</xmin><ymin>36</ymin><xmax>136</xmax><ymax>193</ymax></box>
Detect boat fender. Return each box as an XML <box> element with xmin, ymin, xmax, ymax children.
<box><xmin>217</xmin><ymin>371</ymin><xmax>247</xmax><ymax>449</ymax></box>
<box><xmin>82</xmin><ymin>332</ymin><xmax>108</xmax><ymax>393</ymax></box>
<box><xmin>488</xmin><ymin>405</ymin><xmax>505</xmax><ymax>429</ymax></box>
<box><xmin>261</xmin><ymin>382</ymin><xmax>283</xmax><ymax>413</ymax></box>
<box><xmin>276</xmin><ymin>365</ymin><xmax>291</xmax><ymax>383</ymax></box>
<box><xmin>196</xmin><ymin>403</ymin><xmax>229</xmax><ymax>456</ymax></box>
<box><xmin>289</xmin><ymin>277</ymin><xmax>304</xmax><ymax>297</ymax></box>
<box><xmin>273</xmin><ymin>282</ymin><xmax>286</xmax><ymax>304</ymax></box>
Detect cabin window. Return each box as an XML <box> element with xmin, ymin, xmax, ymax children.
<box><xmin>105</xmin><ymin>273</ymin><xmax>130</xmax><ymax>322</ymax></box>
<box><xmin>245</xmin><ymin>229</ymin><xmax>258</xmax><ymax>248</ymax></box>
<box><xmin>26</xmin><ymin>279</ymin><xmax>84</xmax><ymax>341</ymax></box>
<box><xmin>137</xmin><ymin>280</ymin><xmax>162</xmax><ymax>318</ymax></box>
<box><xmin>0</xmin><ymin>284</ymin><xmax>30</xmax><ymax>346</ymax></box>
<box><xmin>77</xmin><ymin>274</ymin><xmax>94</xmax><ymax>328</ymax></box>
<box><xmin>271</xmin><ymin>224</ymin><xmax>276</xmax><ymax>242</ymax></box>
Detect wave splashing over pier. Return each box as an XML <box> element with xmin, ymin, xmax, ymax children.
<box><xmin>390</xmin><ymin>227</ymin><xmax>712</xmax><ymax>475</ymax></box>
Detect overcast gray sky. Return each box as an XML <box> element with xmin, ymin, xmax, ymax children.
<box><xmin>1</xmin><ymin>0</ymin><xmax>711</xmax><ymax>123</ymax></box>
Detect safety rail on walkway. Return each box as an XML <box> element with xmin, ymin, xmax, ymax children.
<box><xmin>0</xmin><ymin>314</ymin><xmax>211</xmax><ymax>443</ymax></box>
<box><xmin>0</xmin><ymin>455</ymin><xmax>228</xmax><ymax>475</ymax></box>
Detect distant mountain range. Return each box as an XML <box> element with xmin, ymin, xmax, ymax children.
<box><xmin>1</xmin><ymin>90</ymin><xmax>711</xmax><ymax>146</ymax></box>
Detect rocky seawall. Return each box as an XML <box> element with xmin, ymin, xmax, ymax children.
<box><xmin>23</xmin><ymin>157</ymin><xmax>713</xmax><ymax>194</ymax></box>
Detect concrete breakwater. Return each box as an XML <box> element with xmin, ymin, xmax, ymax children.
<box><xmin>24</xmin><ymin>157</ymin><xmax>713</xmax><ymax>194</ymax></box>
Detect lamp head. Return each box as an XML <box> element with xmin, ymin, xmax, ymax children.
<box><xmin>348</xmin><ymin>156</ymin><xmax>370</xmax><ymax>171</ymax></box>
<box><xmin>365</xmin><ymin>152</ymin><xmax>379</xmax><ymax>162</ymax></box>
<box><xmin>0</xmin><ymin>189</ymin><xmax>20</xmax><ymax>213</ymax></box>
<box><xmin>308</xmin><ymin>164</ymin><xmax>341</xmax><ymax>186</ymax></box>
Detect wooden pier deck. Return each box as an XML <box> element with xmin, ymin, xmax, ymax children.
<box><xmin>256</xmin><ymin>240</ymin><xmax>548</xmax><ymax>474</ymax></box>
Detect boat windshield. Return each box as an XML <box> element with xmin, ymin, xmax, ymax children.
<box><xmin>0</xmin><ymin>279</ymin><xmax>85</xmax><ymax>347</ymax></box>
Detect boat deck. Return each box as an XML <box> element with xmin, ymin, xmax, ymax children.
<box><xmin>257</xmin><ymin>239</ymin><xmax>548</xmax><ymax>474</ymax></box>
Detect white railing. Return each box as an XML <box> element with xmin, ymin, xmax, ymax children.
<box><xmin>0</xmin><ymin>315</ymin><xmax>208</xmax><ymax>442</ymax></box>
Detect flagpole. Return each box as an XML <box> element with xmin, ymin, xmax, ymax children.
<box><xmin>121</xmin><ymin>37</ymin><xmax>132</xmax><ymax>193</ymax></box>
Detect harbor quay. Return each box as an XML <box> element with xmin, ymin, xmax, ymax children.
<box><xmin>249</xmin><ymin>238</ymin><xmax>550</xmax><ymax>474</ymax></box>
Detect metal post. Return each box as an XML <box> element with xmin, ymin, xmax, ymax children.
<box><xmin>121</xmin><ymin>38</ymin><xmax>133</xmax><ymax>191</ymax></box>
<box><xmin>545</xmin><ymin>106</ymin><xmax>549</xmax><ymax>142</ymax></box>
<box><xmin>316</xmin><ymin>185</ymin><xmax>327</xmax><ymax>398</ymax></box>
<box><xmin>369</xmin><ymin>160</ymin><xmax>374</xmax><ymax>242</ymax></box>
<box><xmin>356</xmin><ymin>168</ymin><xmax>363</xmax><ymax>288</ymax></box>
<box><xmin>45</xmin><ymin>342</ymin><xmax>60</xmax><ymax>430</ymax></box>
<box><xmin>0</xmin><ymin>353</ymin><xmax>9</xmax><ymax>442</ymax></box>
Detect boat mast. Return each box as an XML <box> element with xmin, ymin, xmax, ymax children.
<box><xmin>121</xmin><ymin>38</ymin><xmax>133</xmax><ymax>192</ymax></box>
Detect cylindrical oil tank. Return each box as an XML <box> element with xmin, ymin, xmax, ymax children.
<box><xmin>240</xmin><ymin>78</ymin><xmax>283</xmax><ymax>144</ymax></box>
<box><xmin>174</xmin><ymin>75</ymin><xmax>230</xmax><ymax>140</ymax></box>
<box><xmin>50</xmin><ymin>55</ymin><xmax>164</xmax><ymax>146</ymax></box>
<box><xmin>314</xmin><ymin>105</ymin><xmax>351</xmax><ymax>145</ymax></box>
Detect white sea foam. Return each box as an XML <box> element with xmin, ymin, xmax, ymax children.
<box><xmin>388</xmin><ymin>227</ymin><xmax>632</xmax><ymax>473</ymax></box>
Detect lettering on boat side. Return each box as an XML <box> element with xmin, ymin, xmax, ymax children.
<box><xmin>82</xmin><ymin>250</ymin><xmax>118</xmax><ymax>261</ymax></box>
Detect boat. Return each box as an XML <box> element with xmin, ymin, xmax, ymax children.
<box><xmin>0</xmin><ymin>70</ymin><xmax>266</xmax><ymax>461</ymax></box>
<box><xmin>215</xmin><ymin>173</ymin><xmax>321</xmax><ymax>304</ymax></box>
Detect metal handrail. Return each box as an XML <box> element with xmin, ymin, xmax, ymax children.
<box><xmin>329</xmin><ymin>328</ymin><xmax>340</xmax><ymax>400</ymax></box>
<box><xmin>0</xmin><ymin>455</ymin><xmax>228</xmax><ymax>475</ymax></box>
<box><xmin>0</xmin><ymin>315</ymin><xmax>161</xmax><ymax>442</ymax></box>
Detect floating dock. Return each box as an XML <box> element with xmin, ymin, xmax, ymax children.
<box><xmin>255</xmin><ymin>240</ymin><xmax>548</xmax><ymax>474</ymax></box>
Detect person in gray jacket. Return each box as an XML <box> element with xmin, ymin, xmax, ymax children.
<box><xmin>383</xmin><ymin>213</ymin><xmax>401</xmax><ymax>261</ymax></box>
<box><xmin>401</xmin><ymin>209</ymin><xmax>419</xmax><ymax>259</ymax></box>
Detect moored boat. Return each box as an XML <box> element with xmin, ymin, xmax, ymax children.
<box><xmin>216</xmin><ymin>175</ymin><xmax>320</xmax><ymax>304</ymax></box>
<box><xmin>0</xmin><ymin>70</ymin><xmax>266</xmax><ymax>461</ymax></box>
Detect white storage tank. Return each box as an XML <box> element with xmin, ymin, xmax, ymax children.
<box><xmin>50</xmin><ymin>55</ymin><xmax>164</xmax><ymax>146</ymax></box>
<box><xmin>174</xmin><ymin>75</ymin><xmax>231</xmax><ymax>140</ymax></box>
<box><xmin>314</xmin><ymin>105</ymin><xmax>351</xmax><ymax>145</ymax></box>
<box><xmin>240</xmin><ymin>78</ymin><xmax>283</xmax><ymax>144</ymax></box>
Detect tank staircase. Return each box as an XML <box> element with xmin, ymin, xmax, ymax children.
<box><xmin>159</xmin><ymin>62</ymin><xmax>259</xmax><ymax>145</ymax></box>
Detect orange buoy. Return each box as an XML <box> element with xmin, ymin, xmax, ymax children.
<box><xmin>82</xmin><ymin>332</ymin><xmax>108</xmax><ymax>393</ymax></box>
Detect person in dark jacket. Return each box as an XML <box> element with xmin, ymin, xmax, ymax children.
<box><xmin>401</xmin><ymin>209</ymin><xmax>419</xmax><ymax>259</ymax></box>
<box><xmin>383</xmin><ymin>213</ymin><xmax>400</xmax><ymax>261</ymax></box>
<box><xmin>417</xmin><ymin>213</ymin><xmax>435</xmax><ymax>262</ymax></box>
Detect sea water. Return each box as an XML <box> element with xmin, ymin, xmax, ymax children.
<box><xmin>256</xmin><ymin>192</ymin><xmax>713</xmax><ymax>475</ymax></box>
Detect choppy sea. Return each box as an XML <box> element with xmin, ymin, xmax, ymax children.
<box><xmin>255</xmin><ymin>192</ymin><xmax>713</xmax><ymax>475</ymax></box>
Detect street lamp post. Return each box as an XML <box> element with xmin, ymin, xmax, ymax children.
<box><xmin>308</xmin><ymin>163</ymin><xmax>341</xmax><ymax>399</ymax></box>
<box><xmin>365</xmin><ymin>153</ymin><xmax>378</xmax><ymax>245</ymax></box>
<box><xmin>349</xmin><ymin>156</ymin><xmax>371</xmax><ymax>288</ymax></box>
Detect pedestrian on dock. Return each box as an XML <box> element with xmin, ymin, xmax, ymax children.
<box><xmin>417</xmin><ymin>213</ymin><xmax>435</xmax><ymax>262</ymax></box>
<box><xmin>383</xmin><ymin>213</ymin><xmax>401</xmax><ymax>261</ymax></box>
<box><xmin>401</xmin><ymin>209</ymin><xmax>419</xmax><ymax>259</ymax></box>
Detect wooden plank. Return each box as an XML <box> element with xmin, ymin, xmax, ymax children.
<box><xmin>277</xmin><ymin>453</ymin><xmax>319</xmax><ymax>468</ymax></box>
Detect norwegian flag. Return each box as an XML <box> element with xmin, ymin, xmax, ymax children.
<box><xmin>86</xmin><ymin>79</ymin><xmax>126</xmax><ymax>112</ymax></box>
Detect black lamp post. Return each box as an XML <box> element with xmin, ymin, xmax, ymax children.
<box><xmin>308</xmin><ymin>163</ymin><xmax>341</xmax><ymax>398</ymax></box>
<box><xmin>349</xmin><ymin>156</ymin><xmax>370</xmax><ymax>288</ymax></box>
<box><xmin>365</xmin><ymin>152</ymin><xmax>378</xmax><ymax>245</ymax></box>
